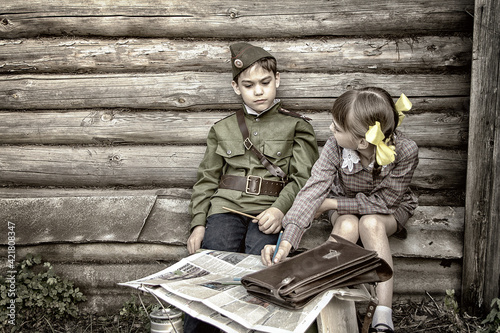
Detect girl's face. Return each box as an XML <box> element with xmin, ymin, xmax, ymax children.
<box><xmin>330</xmin><ymin>120</ymin><xmax>362</xmax><ymax>150</ymax></box>
<box><xmin>232</xmin><ymin>64</ymin><xmax>280</xmax><ymax>113</ymax></box>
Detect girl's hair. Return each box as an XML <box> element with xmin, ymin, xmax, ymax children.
<box><xmin>234</xmin><ymin>57</ymin><xmax>277</xmax><ymax>82</ymax></box>
<box><xmin>332</xmin><ymin>87</ymin><xmax>399</xmax><ymax>141</ymax></box>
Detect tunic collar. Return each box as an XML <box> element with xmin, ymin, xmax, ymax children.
<box><xmin>244</xmin><ymin>99</ymin><xmax>281</xmax><ymax>117</ymax></box>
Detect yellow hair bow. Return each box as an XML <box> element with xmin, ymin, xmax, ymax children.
<box><xmin>365</xmin><ymin>121</ymin><xmax>396</xmax><ymax>166</ymax></box>
<box><xmin>395</xmin><ymin>93</ymin><xmax>412</xmax><ymax>126</ymax></box>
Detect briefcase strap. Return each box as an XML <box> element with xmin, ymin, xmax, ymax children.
<box><xmin>235</xmin><ymin>109</ymin><xmax>287</xmax><ymax>180</ymax></box>
<box><xmin>361</xmin><ymin>284</ymin><xmax>379</xmax><ymax>333</ymax></box>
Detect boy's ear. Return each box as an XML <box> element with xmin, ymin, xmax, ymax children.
<box><xmin>275</xmin><ymin>72</ymin><xmax>281</xmax><ymax>88</ymax></box>
<box><xmin>231</xmin><ymin>80</ymin><xmax>241</xmax><ymax>95</ymax></box>
<box><xmin>357</xmin><ymin>138</ymin><xmax>370</xmax><ymax>150</ymax></box>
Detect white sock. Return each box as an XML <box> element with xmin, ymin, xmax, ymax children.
<box><xmin>372</xmin><ymin>305</ymin><xmax>393</xmax><ymax>330</ymax></box>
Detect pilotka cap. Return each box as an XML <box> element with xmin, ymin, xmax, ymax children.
<box><xmin>230</xmin><ymin>42</ymin><xmax>275</xmax><ymax>80</ymax></box>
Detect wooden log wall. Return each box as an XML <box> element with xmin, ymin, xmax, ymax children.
<box><xmin>0</xmin><ymin>0</ymin><xmax>474</xmax><ymax>313</ymax></box>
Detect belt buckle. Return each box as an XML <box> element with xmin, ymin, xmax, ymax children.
<box><xmin>246</xmin><ymin>175</ymin><xmax>262</xmax><ymax>195</ymax></box>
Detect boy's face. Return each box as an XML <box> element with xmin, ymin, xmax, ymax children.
<box><xmin>231</xmin><ymin>64</ymin><xmax>280</xmax><ymax>113</ymax></box>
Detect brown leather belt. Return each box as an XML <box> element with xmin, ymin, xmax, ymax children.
<box><xmin>219</xmin><ymin>175</ymin><xmax>287</xmax><ymax>197</ymax></box>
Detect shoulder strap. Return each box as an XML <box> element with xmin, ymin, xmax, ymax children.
<box><xmin>235</xmin><ymin>109</ymin><xmax>287</xmax><ymax>180</ymax></box>
<box><xmin>278</xmin><ymin>107</ymin><xmax>312</xmax><ymax>121</ymax></box>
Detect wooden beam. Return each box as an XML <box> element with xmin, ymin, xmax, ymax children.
<box><xmin>0</xmin><ymin>37</ymin><xmax>472</xmax><ymax>74</ymax></box>
<box><xmin>13</xmin><ymin>243</ymin><xmax>189</xmax><ymax>264</ymax></box>
<box><xmin>0</xmin><ymin>145</ymin><xmax>466</xmax><ymax>189</ymax></box>
<box><xmin>462</xmin><ymin>0</ymin><xmax>500</xmax><ymax>316</ymax></box>
<box><xmin>0</xmin><ymin>0</ymin><xmax>474</xmax><ymax>38</ymax></box>
<box><xmin>0</xmin><ymin>186</ymin><xmax>465</xmax><ymax>206</ymax></box>
<box><xmin>0</xmin><ymin>108</ymin><xmax>468</xmax><ymax>148</ymax></box>
<box><xmin>0</xmin><ymin>187</ymin><xmax>464</xmax><ymax>259</ymax></box>
<box><xmin>0</xmin><ymin>73</ymin><xmax>470</xmax><ymax>110</ymax></box>
<box><xmin>317</xmin><ymin>298</ymin><xmax>358</xmax><ymax>333</ymax></box>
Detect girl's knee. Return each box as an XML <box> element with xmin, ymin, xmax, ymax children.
<box><xmin>359</xmin><ymin>215</ymin><xmax>386</xmax><ymax>235</ymax></box>
<box><xmin>332</xmin><ymin>215</ymin><xmax>359</xmax><ymax>241</ymax></box>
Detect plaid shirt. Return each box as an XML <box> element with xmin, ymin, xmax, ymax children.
<box><xmin>282</xmin><ymin>131</ymin><xmax>419</xmax><ymax>249</ymax></box>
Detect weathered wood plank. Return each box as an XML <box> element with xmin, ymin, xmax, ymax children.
<box><xmin>0</xmin><ymin>37</ymin><xmax>472</xmax><ymax>74</ymax></box>
<box><xmin>0</xmin><ymin>186</ymin><xmax>464</xmax><ymax>207</ymax></box>
<box><xmin>393</xmin><ymin>258</ymin><xmax>462</xmax><ymax>296</ymax></box>
<box><xmin>462</xmin><ymin>0</ymin><xmax>500</xmax><ymax>315</ymax></box>
<box><xmin>0</xmin><ymin>146</ymin><xmax>466</xmax><ymax>189</ymax></box>
<box><xmin>412</xmin><ymin>148</ymin><xmax>467</xmax><ymax>189</ymax></box>
<box><xmin>0</xmin><ymin>187</ymin><xmax>464</xmax><ymax>259</ymax></box>
<box><xmin>0</xmin><ymin>0</ymin><xmax>474</xmax><ymax>39</ymax></box>
<box><xmin>0</xmin><ymin>188</ymin><xmax>193</xmax><ymax>200</ymax></box>
<box><xmin>0</xmin><ymin>73</ymin><xmax>471</xmax><ymax>110</ymax></box>
<box><xmin>0</xmin><ymin>97</ymin><xmax>470</xmax><ymax>114</ymax></box>
<box><xmin>317</xmin><ymin>299</ymin><xmax>358</xmax><ymax>333</ymax></box>
<box><xmin>417</xmin><ymin>190</ymin><xmax>465</xmax><ymax>207</ymax></box>
<box><xmin>13</xmin><ymin>243</ymin><xmax>189</xmax><ymax>264</ymax></box>
<box><xmin>306</xmin><ymin>206</ymin><xmax>464</xmax><ymax>259</ymax></box>
<box><xmin>390</xmin><ymin>206</ymin><xmax>464</xmax><ymax>259</ymax></box>
<box><xmin>0</xmin><ymin>195</ymin><xmax>164</xmax><ymax>244</ymax></box>
<box><xmin>0</xmin><ymin>108</ymin><xmax>469</xmax><ymax>148</ymax></box>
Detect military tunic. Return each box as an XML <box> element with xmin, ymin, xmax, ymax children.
<box><xmin>189</xmin><ymin>101</ymin><xmax>319</xmax><ymax>231</ymax></box>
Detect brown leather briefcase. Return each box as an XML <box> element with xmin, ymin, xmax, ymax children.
<box><xmin>241</xmin><ymin>235</ymin><xmax>392</xmax><ymax>310</ymax></box>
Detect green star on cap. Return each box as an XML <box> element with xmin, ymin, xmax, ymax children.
<box><xmin>230</xmin><ymin>42</ymin><xmax>275</xmax><ymax>80</ymax></box>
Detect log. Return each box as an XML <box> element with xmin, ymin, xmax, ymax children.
<box><xmin>0</xmin><ymin>188</ymin><xmax>193</xmax><ymax>199</ymax></box>
<box><xmin>0</xmin><ymin>37</ymin><xmax>472</xmax><ymax>74</ymax></box>
<box><xmin>0</xmin><ymin>145</ymin><xmax>466</xmax><ymax>189</ymax></box>
<box><xmin>13</xmin><ymin>243</ymin><xmax>189</xmax><ymax>264</ymax></box>
<box><xmin>0</xmin><ymin>97</ymin><xmax>470</xmax><ymax>114</ymax></box>
<box><xmin>0</xmin><ymin>186</ymin><xmax>464</xmax><ymax>206</ymax></box>
<box><xmin>393</xmin><ymin>257</ymin><xmax>462</xmax><ymax>296</ymax></box>
<box><xmin>416</xmin><ymin>189</ymin><xmax>465</xmax><ymax>207</ymax></box>
<box><xmin>0</xmin><ymin>188</ymin><xmax>464</xmax><ymax>259</ymax></box>
<box><xmin>0</xmin><ymin>0</ymin><xmax>474</xmax><ymax>38</ymax></box>
<box><xmin>0</xmin><ymin>73</ymin><xmax>471</xmax><ymax>110</ymax></box>
<box><xmin>0</xmin><ymin>109</ymin><xmax>469</xmax><ymax>148</ymax></box>
<box><xmin>462</xmin><ymin>0</ymin><xmax>500</xmax><ymax>316</ymax></box>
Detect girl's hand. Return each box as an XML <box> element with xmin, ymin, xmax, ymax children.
<box><xmin>261</xmin><ymin>240</ymin><xmax>292</xmax><ymax>266</ymax></box>
<box><xmin>314</xmin><ymin>198</ymin><xmax>338</xmax><ymax>218</ymax></box>
<box><xmin>187</xmin><ymin>225</ymin><xmax>205</xmax><ymax>254</ymax></box>
<box><xmin>253</xmin><ymin>207</ymin><xmax>284</xmax><ymax>234</ymax></box>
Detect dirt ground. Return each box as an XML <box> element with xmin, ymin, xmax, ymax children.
<box><xmin>392</xmin><ymin>295</ymin><xmax>483</xmax><ymax>332</ymax></box>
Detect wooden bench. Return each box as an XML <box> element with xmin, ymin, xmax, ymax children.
<box><xmin>1</xmin><ymin>187</ymin><xmax>463</xmax><ymax>314</ymax></box>
<box><xmin>317</xmin><ymin>298</ymin><xmax>358</xmax><ymax>333</ymax></box>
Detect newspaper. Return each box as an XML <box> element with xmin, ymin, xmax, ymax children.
<box><xmin>120</xmin><ymin>250</ymin><xmax>371</xmax><ymax>333</ymax></box>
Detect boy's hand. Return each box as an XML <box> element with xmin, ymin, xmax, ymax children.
<box><xmin>187</xmin><ymin>225</ymin><xmax>205</xmax><ymax>254</ymax></box>
<box><xmin>261</xmin><ymin>240</ymin><xmax>292</xmax><ymax>266</ymax></box>
<box><xmin>253</xmin><ymin>207</ymin><xmax>284</xmax><ymax>234</ymax></box>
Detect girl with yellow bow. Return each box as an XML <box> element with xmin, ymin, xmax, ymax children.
<box><xmin>261</xmin><ymin>87</ymin><xmax>419</xmax><ymax>333</ymax></box>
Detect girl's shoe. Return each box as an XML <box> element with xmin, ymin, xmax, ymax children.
<box><xmin>368</xmin><ymin>323</ymin><xmax>394</xmax><ymax>333</ymax></box>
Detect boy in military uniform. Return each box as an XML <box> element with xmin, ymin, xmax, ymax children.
<box><xmin>184</xmin><ymin>42</ymin><xmax>319</xmax><ymax>332</ymax></box>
